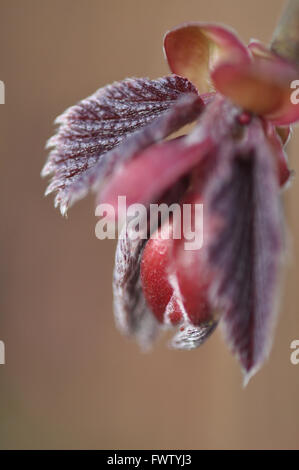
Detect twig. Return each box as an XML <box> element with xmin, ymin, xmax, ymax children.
<box><xmin>271</xmin><ymin>0</ymin><xmax>299</xmax><ymax>64</ymax></box>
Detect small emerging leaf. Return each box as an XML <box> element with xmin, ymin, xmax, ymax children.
<box><xmin>113</xmin><ymin>226</ymin><xmax>158</xmax><ymax>349</ymax></box>
<box><xmin>164</xmin><ymin>22</ymin><xmax>250</xmax><ymax>93</ymax></box>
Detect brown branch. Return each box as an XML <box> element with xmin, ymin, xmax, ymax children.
<box><xmin>271</xmin><ymin>0</ymin><xmax>299</xmax><ymax>64</ymax></box>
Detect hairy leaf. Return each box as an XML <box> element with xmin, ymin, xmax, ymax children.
<box><xmin>170</xmin><ymin>323</ymin><xmax>217</xmax><ymax>350</ymax></box>
<box><xmin>42</xmin><ymin>76</ymin><xmax>203</xmax><ymax>214</ymax></box>
<box><xmin>207</xmin><ymin>120</ymin><xmax>283</xmax><ymax>382</ymax></box>
<box><xmin>113</xmin><ymin>226</ymin><xmax>158</xmax><ymax>348</ymax></box>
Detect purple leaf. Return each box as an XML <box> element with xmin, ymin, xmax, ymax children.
<box><xmin>113</xmin><ymin>226</ymin><xmax>158</xmax><ymax>349</ymax></box>
<box><xmin>42</xmin><ymin>75</ymin><xmax>203</xmax><ymax>215</ymax></box>
<box><xmin>206</xmin><ymin>119</ymin><xmax>283</xmax><ymax>383</ymax></box>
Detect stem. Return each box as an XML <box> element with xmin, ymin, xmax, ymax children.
<box><xmin>271</xmin><ymin>0</ymin><xmax>299</xmax><ymax>64</ymax></box>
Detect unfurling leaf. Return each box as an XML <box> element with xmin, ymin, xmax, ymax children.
<box><xmin>207</xmin><ymin>120</ymin><xmax>283</xmax><ymax>382</ymax></box>
<box><xmin>113</xmin><ymin>226</ymin><xmax>158</xmax><ymax>349</ymax></box>
<box><xmin>43</xmin><ymin>76</ymin><xmax>203</xmax><ymax>215</ymax></box>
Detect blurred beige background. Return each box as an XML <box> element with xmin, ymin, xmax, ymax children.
<box><xmin>0</xmin><ymin>0</ymin><xmax>299</xmax><ymax>450</ymax></box>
